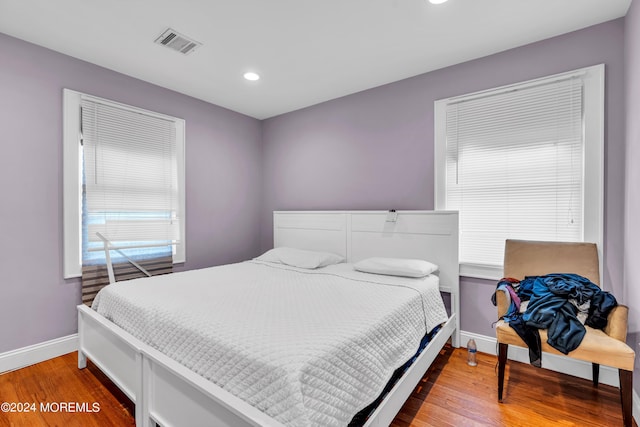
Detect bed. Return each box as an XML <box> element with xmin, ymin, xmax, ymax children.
<box><xmin>77</xmin><ymin>210</ymin><xmax>460</xmax><ymax>426</ymax></box>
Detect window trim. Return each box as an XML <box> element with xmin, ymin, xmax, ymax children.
<box><xmin>434</xmin><ymin>65</ymin><xmax>604</xmax><ymax>281</ymax></box>
<box><xmin>63</xmin><ymin>89</ymin><xmax>186</xmax><ymax>279</ymax></box>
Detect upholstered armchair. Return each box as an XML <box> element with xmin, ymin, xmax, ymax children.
<box><xmin>494</xmin><ymin>240</ymin><xmax>635</xmax><ymax>427</ymax></box>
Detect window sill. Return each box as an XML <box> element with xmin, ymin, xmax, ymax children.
<box><xmin>459</xmin><ymin>263</ymin><xmax>503</xmax><ymax>281</ymax></box>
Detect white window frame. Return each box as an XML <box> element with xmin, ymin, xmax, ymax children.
<box><xmin>434</xmin><ymin>64</ymin><xmax>604</xmax><ymax>281</ymax></box>
<box><xmin>63</xmin><ymin>89</ymin><xmax>186</xmax><ymax>279</ymax></box>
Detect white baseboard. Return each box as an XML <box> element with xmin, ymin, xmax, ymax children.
<box><xmin>460</xmin><ymin>331</ymin><xmax>621</xmax><ymax>387</ymax></box>
<box><xmin>0</xmin><ymin>334</ymin><xmax>78</xmax><ymax>374</ymax></box>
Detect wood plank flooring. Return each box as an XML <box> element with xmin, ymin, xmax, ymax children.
<box><xmin>391</xmin><ymin>346</ymin><xmax>635</xmax><ymax>427</ymax></box>
<box><xmin>0</xmin><ymin>352</ymin><xmax>134</xmax><ymax>427</ymax></box>
<box><xmin>0</xmin><ymin>346</ymin><xmax>634</xmax><ymax>426</ymax></box>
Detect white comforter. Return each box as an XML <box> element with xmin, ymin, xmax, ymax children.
<box><xmin>92</xmin><ymin>261</ymin><xmax>448</xmax><ymax>426</ymax></box>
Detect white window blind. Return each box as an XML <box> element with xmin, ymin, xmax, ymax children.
<box><xmin>435</xmin><ymin>65</ymin><xmax>604</xmax><ymax>280</ymax></box>
<box><xmin>81</xmin><ymin>99</ymin><xmax>181</xmax><ymax>247</ymax></box>
<box><xmin>446</xmin><ymin>78</ymin><xmax>583</xmax><ymax>267</ymax></box>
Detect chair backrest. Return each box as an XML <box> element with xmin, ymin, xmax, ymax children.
<box><xmin>503</xmin><ymin>240</ymin><xmax>600</xmax><ymax>286</ymax></box>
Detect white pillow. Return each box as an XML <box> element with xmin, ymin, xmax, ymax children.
<box><xmin>255</xmin><ymin>247</ymin><xmax>344</xmax><ymax>269</ymax></box>
<box><xmin>354</xmin><ymin>257</ymin><xmax>438</xmax><ymax>278</ymax></box>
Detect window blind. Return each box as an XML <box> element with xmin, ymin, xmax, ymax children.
<box><xmin>81</xmin><ymin>98</ymin><xmax>180</xmax><ymax>248</ymax></box>
<box><xmin>445</xmin><ymin>77</ymin><xmax>584</xmax><ymax>267</ymax></box>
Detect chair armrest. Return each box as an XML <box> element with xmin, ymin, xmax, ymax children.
<box><xmin>603</xmin><ymin>305</ymin><xmax>628</xmax><ymax>342</ymax></box>
<box><xmin>496</xmin><ymin>288</ymin><xmax>510</xmax><ymax>318</ymax></box>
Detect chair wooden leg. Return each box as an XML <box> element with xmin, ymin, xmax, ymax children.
<box><xmin>592</xmin><ymin>363</ymin><xmax>599</xmax><ymax>387</ymax></box>
<box><xmin>498</xmin><ymin>343</ymin><xmax>508</xmax><ymax>402</ymax></box>
<box><xmin>619</xmin><ymin>369</ymin><xmax>633</xmax><ymax>427</ymax></box>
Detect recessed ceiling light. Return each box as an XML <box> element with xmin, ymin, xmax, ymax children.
<box><xmin>243</xmin><ymin>72</ymin><xmax>260</xmax><ymax>81</ymax></box>
<box><xmin>429</xmin><ymin>0</ymin><xmax>449</xmax><ymax>4</ymax></box>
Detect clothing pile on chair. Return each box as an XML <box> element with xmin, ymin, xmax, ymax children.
<box><xmin>491</xmin><ymin>273</ymin><xmax>617</xmax><ymax>367</ymax></box>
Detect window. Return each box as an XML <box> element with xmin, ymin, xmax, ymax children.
<box><xmin>63</xmin><ymin>89</ymin><xmax>185</xmax><ymax>278</ymax></box>
<box><xmin>434</xmin><ymin>65</ymin><xmax>604</xmax><ymax>280</ymax></box>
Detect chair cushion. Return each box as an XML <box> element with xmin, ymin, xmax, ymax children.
<box><xmin>496</xmin><ymin>320</ymin><xmax>635</xmax><ymax>371</ymax></box>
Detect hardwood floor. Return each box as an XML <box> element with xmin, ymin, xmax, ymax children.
<box><xmin>0</xmin><ymin>346</ymin><xmax>634</xmax><ymax>426</ymax></box>
<box><xmin>0</xmin><ymin>353</ymin><xmax>134</xmax><ymax>427</ymax></box>
<box><xmin>391</xmin><ymin>346</ymin><xmax>635</xmax><ymax>427</ymax></box>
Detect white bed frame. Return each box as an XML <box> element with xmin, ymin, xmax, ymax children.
<box><xmin>77</xmin><ymin>210</ymin><xmax>459</xmax><ymax>427</ymax></box>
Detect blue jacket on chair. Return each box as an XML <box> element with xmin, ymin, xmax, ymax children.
<box><xmin>493</xmin><ymin>273</ymin><xmax>617</xmax><ymax>363</ymax></box>
<box><xmin>522</xmin><ymin>273</ymin><xmax>597</xmax><ymax>354</ymax></box>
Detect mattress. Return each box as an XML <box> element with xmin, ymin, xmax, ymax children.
<box><xmin>92</xmin><ymin>260</ymin><xmax>448</xmax><ymax>426</ymax></box>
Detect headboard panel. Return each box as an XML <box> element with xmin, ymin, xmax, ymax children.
<box><xmin>273</xmin><ymin>212</ymin><xmax>347</xmax><ymax>258</ymax></box>
<box><xmin>273</xmin><ymin>210</ymin><xmax>459</xmax><ymax>293</ymax></box>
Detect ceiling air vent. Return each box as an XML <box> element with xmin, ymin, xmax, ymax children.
<box><xmin>154</xmin><ymin>28</ymin><xmax>201</xmax><ymax>55</ymax></box>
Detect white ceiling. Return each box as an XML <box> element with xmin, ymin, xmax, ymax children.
<box><xmin>0</xmin><ymin>0</ymin><xmax>631</xmax><ymax>119</ymax></box>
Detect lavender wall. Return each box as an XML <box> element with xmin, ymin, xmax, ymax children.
<box><xmin>624</xmin><ymin>1</ymin><xmax>640</xmax><ymax>398</ymax></box>
<box><xmin>262</xmin><ymin>20</ymin><xmax>626</xmax><ymax>338</ymax></box>
<box><xmin>0</xmin><ymin>33</ymin><xmax>263</xmax><ymax>353</ymax></box>
<box><xmin>0</xmin><ymin>16</ymin><xmax>632</xmax><ymax>372</ymax></box>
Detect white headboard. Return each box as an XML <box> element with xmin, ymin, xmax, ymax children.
<box><xmin>273</xmin><ymin>210</ymin><xmax>460</xmax><ymax>345</ymax></box>
<box><xmin>273</xmin><ymin>210</ymin><xmax>459</xmax><ymax>291</ymax></box>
